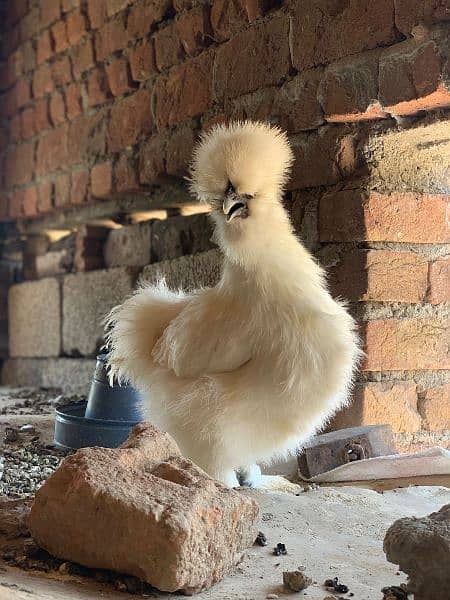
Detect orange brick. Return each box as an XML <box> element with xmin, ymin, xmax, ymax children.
<box><xmin>22</xmin><ymin>186</ymin><xmax>38</xmax><ymax>217</ymax></box>
<box><xmin>36</xmin><ymin>124</ymin><xmax>69</xmax><ymax>175</ymax></box>
<box><xmin>362</xmin><ymin>319</ymin><xmax>449</xmax><ymax>371</ymax></box>
<box><xmin>66</xmin><ymin>11</ymin><xmax>87</xmax><ymax>45</ymax></box>
<box><xmin>87</xmin><ymin>67</ymin><xmax>110</xmax><ymax>106</ymax></box>
<box><xmin>33</xmin><ymin>64</ymin><xmax>54</xmax><ymax>98</ymax></box>
<box><xmin>52</xmin><ymin>55</ymin><xmax>72</xmax><ymax>87</ymax></box>
<box><xmin>129</xmin><ymin>40</ymin><xmax>155</xmax><ymax>82</ymax></box>
<box><xmin>41</xmin><ymin>0</ymin><xmax>60</xmax><ymax>28</ymax></box>
<box><xmin>37</xmin><ymin>180</ymin><xmax>53</xmax><ymax>213</ymax></box>
<box><xmin>95</xmin><ymin>16</ymin><xmax>128</xmax><ymax>61</ymax></box>
<box><xmin>330</xmin><ymin>381</ymin><xmax>421</xmax><ymax>433</ymax></box>
<box><xmin>65</xmin><ymin>83</ymin><xmax>82</xmax><ymax>119</ymax></box>
<box><xmin>71</xmin><ymin>169</ymin><xmax>89</xmax><ymax>204</ymax></box>
<box><xmin>37</xmin><ymin>30</ymin><xmax>53</xmax><ymax>65</ymax></box>
<box><xmin>418</xmin><ymin>384</ymin><xmax>450</xmax><ymax>431</ymax></box>
<box><xmin>108</xmin><ymin>88</ymin><xmax>153</xmax><ymax>152</ymax></box>
<box><xmin>115</xmin><ymin>153</ymin><xmax>138</xmax><ymax>192</ymax></box>
<box><xmin>49</xmin><ymin>91</ymin><xmax>66</xmax><ymax>125</ymax></box>
<box><xmin>91</xmin><ymin>161</ymin><xmax>112</xmax><ymax>197</ymax></box>
<box><xmin>54</xmin><ymin>172</ymin><xmax>71</xmax><ymax>207</ymax></box>
<box><xmin>428</xmin><ymin>258</ymin><xmax>450</xmax><ymax>304</ymax></box>
<box><xmin>105</xmin><ymin>57</ymin><xmax>132</xmax><ymax>96</ymax></box>
<box><xmin>51</xmin><ymin>20</ymin><xmax>69</xmax><ymax>54</ymax></box>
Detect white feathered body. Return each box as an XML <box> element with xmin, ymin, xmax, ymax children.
<box><xmin>106</xmin><ymin>122</ymin><xmax>360</xmax><ymax>485</ymax></box>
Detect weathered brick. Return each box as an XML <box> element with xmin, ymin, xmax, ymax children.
<box><xmin>126</xmin><ymin>0</ymin><xmax>171</xmax><ymax>38</ymax></box>
<box><xmin>418</xmin><ymin>383</ymin><xmax>450</xmax><ymax>431</ymax></box>
<box><xmin>5</xmin><ymin>142</ymin><xmax>34</xmax><ymax>187</ymax></box>
<box><xmin>142</xmin><ymin>249</ymin><xmax>221</xmax><ymax>290</ymax></box>
<box><xmin>33</xmin><ymin>64</ymin><xmax>54</xmax><ymax>97</ymax></box>
<box><xmin>176</xmin><ymin>5</ymin><xmax>211</xmax><ymax>57</ymax></box>
<box><xmin>21</xmin><ymin>106</ymin><xmax>36</xmax><ymax>139</ymax></box>
<box><xmin>428</xmin><ymin>258</ymin><xmax>450</xmax><ymax>304</ymax></box>
<box><xmin>66</xmin><ymin>11</ymin><xmax>87</xmax><ymax>45</ymax></box>
<box><xmin>37</xmin><ymin>180</ymin><xmax>53</xmax><ymax>213</ymax></box>
<box><xmin>37</xmin><ymin>30</ymin><xmax>53</xmax><ymax>65</ymax></box>
<box><xmin>34</xmin><ymin>97</ymin><xmax>51</xmax><ymax>132</ymax></box>
<box><xmin>62</xmin><ymin>0</ymin><xmax>81</xmax><ymax>12</ymax></box>
<box><xmin>71</xmin><ymin>38</ymin><xmax>95</xmax><ymax>79</ymax></box>
<box><xmin>9</xmin><ymin>115</ymin><xmax>22</xmax><ymax>143</ymax></box>
<box><xmin>214</xmin><ymin>16</ymin><xmax>290</xmax><ymax>100</ymax></box>
<box><xmin>49</xmin><ymin>90</ymin><xmax>66</xmax><ymax>125</ymax></box>
<box><xmin>105</xmin><ymin>57</ymin><xmax>133</xmax><ymax>96</ymax></box>
<box><xmin>15</xmin><ymin>78</ymin><xmax>31</xmax><ymax>108</ymax></box>
<box><xmin>52</xmin><ymin>55</ymin><xmax>72</xmax><ymax>87</ymax></box>
<box><xmin>95</xmin><ymin>16</ymin><xmax>128</xmax><ymax>61</ymax></box>
<box><xmin>139</xmin><ymin>133</ymin><xmax>167</xmax><ymax>183</ymax></box>
<box><xmin>154</xmin><ymin>23</ymin><xmax>185</xmax><ymax>71</ymax></box>
<box><xmin>68</xmin><ymin>111</ymin><xmax>107</xmax><ymax>165</ymax></box>
<box><xmin>379</xmin><ymin>37</ymin><xmax>450</xmax><ymax>116</ymax></box>
<box><xmin>329</xmin><ymin>382</ymin><xmax>422</xmax><ymax>433</ymax></box>
<box><xmin>329</xmin><ymin>250</ymin><xmax>429</xmax><ymax>303</ymax></box>
<box><xmin>63</xmin><ymin>267</ymin><xmax>136</xmax><ymax>356</ymax></box>
<box><xmin>87</xmin><ymin>67</ymin><xmax>111</xmax><ymax>106</ymax></box>
<box><xmin>40</xmin><ymin>0</ymin><xmax>61</xmax><ymax>28</ymax></box>
<box><xmin>87</xmin><ymin>0</ymin><xmax>107</xmax><ymax>28</ymax></box>
<box><xmin>319</xmin><ymin>191</ymin><xmax>450</xmax><ymax>243</ymax></box>
<box><xmin>71</xmin><ymin>169</ymin><xmax>89</xmax><ymax>204</ymax></box>
<box><xmin>114</xmin><ymin>153</ymin><xmax>138</xmax><ymax>192</ymax></box>
<box><xmin>155</xmin><ymin>51</ymin><xmax>213</xmax><ymax>129</ymax></box>
<box><xmin>20</xmin><ymin>7</ymin><xmax>39</xmax><ymax>44</ymax></box>
<box><xmin>106</xmin><ymin>0</ymin><xmax>132</xmax><ymax>16</ymax></box>
<box><xmin>21</xmin><ymin>41</ymin><xmax>36</xmax><ymax>74</ymax></box>
<box><xmin>91</xmin><ymin>161</ymin><xmax>112</xmax><ymax>198</ymax></box>
<box><xmin>51</xmin><ymin>20</ymin><xmax>69</xmax><ymax>54</ymax></box>
<box><xmin>362</xmin><ymin>319</ymin><xmax>449</xmax><ymax>371</ymax></box>
<box><xmin>54</xmin><ymin>172</ymin><xmax>71</xmax><ymax>207</ymax></box>
<box><xmin>319</xmin><ymin>49</ymin><xmax>386</xmax><ymax>122</ymax></box>
<box><xmin>36</xmin><ymin>124</ymin><xmax>69</xmax><ymax>175</ymax></box>
<box><xmin>104</xmin><ymin>221</ymin><xmax>151</xmax><ymax>268</ymax></box>
<box><xmin>129</xmin><ymin>39</ymin><xmax>155</xmax><ymax>82</ymax></box>
<box><xmin>210</xmin><ymin>0</ymin><xmax>253</xmax><ymax>41</ymax></box>
<box><xmin>9</xmin><ymin>190</ymin><xmax>24</xmax><ymax>219</ymax></box>
<box><xmin>394</xmin><ymin>0</ymin><xmax>450</xmax><ymax>35</ymax></box>
<box><xmin>108</xmin><ymin>88</ymin><xmax>153</xmax><ymax>151</ymax></box>
<box><xmin>9</xmin><ymin>278</ymin><xmax>61</xmax><ymax>357</ymax></box>
<box><xmin>165</xmin><ymin>124</ymin><xmax>196</xmax><ymax>177</ymax></box>
<box><xmin>22</xmin><ymin>186</ymin><xmax>38</xmax><ymax>217</ymax></box>
<box><xmin>64</xmin><ymin>82</ymin><xmax>82</xmax><ymax>119</ymax></box>
<box><xmin>151</xmin><ymin>213</ymin><xmax>214</xmax><ymax>262</ymax></box>
<box><xmin>290</xmin><ymin>0</ymin><xmax>396</xmax><ymax>71</ymax></box>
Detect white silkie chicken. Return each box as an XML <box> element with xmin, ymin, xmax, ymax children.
<box><xmin>106</xmin><ymin>121</ymin><xmax>360</xmax><ymax>487</ymax></box>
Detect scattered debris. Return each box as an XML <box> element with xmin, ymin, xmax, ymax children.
<box><xmin>283</xmin><ymin>570</ymin><xmax>312</xmax><ymax>592</ymax></box>
<box><xmin>0</xmin><ymin>388</ymin><xmax>83</xmax><ymax>416</ymax></box>
<box><xmin>4</xmin><ymin>427</ymin><xmax>19</xmax><ymax>443</ymax></box>
<box><xmin>381</xmin><ymin>585</ymin><xmax>408</xmax><ymax>599</ymax></box>
<box><xmin>273</xmin><ymin>543</ymin><xmax>287</xmax><ymax>556</ymax></box>
<box><xmin>324</xmin><ymin>576</ymin><xmax>350</xmax><ymax>594</ymax></box>
<box><xmin>266</xmin><ymin>594</ymin><xmax>279</xmax><ymax>599</ymax></box>
<box><xmin>255</xmin><ymin>531</ymin><xmax>267</xmax><ymax>546</ymax></box>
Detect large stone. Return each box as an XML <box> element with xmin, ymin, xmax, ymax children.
<box><xmin>150</xmin><ymin>214</ymin><xmax>214</xmax><ymax>263</ymax></box>
<box><xmin>2</xmin><ymin>358</ymin><xmax>96</xmax><ymax>393</ymax></box>
<box><xmin>29</xmin><ymin>423</ymin><xmax>259</xmax><ymax>594</ymax></box>
<box><xmin>9</xmin><ymin>278</ymin><xmax>61</xmax><ymax>358</ymax></box>
<box><xmin>384</xmin><ymin>503</ymin><xmax>450</xmax><ymax>600</ymax></box>
<box><xmin>103</xmin><ymin>222</ymin><xmax>152</xmax><ymax>268</ymax></box>
<box><xmin>142</xmin><ymin>249</ymin><xmax>222</xmax><ymax>291</ymax></box>
<box><xmin>63</xmin><ymin>267</ymin><xmax>136</xmax><ymax>356</ymax></box>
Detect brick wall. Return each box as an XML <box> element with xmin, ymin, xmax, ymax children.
<box><xmin>0</xmin><ymin>0</ymin><xmax>449</xmax><ymax>449</ymax></box>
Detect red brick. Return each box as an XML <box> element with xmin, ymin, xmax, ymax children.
<box><xmin>9</xmin><ymin>115</ymin><xmax>22</xmax><ymax>143</ymax></box>
<box><xmin>49</xmin><ymin>90</ymin><xmax>66</xmax><ymax>125</ymax></box>
<box><xmin>54</xmin><ymin>172</ymin><xmax>71</xmax><ymax>207</ymax></box>
<box><xmin>106</xmin><ymin>0</ymin><xmax>132</xmax><ymax>17</ymax></box>
<box><xmin>10</xmin><ymin>190</ymin><xmax>24</xmax><ymax>219</ymax></box>
<box><xmin>5</xmin><ymin>142</ymin><xmax>35</xmax><ymax>186</ymax></box>
<box><xmin>418</xmin><ymin>383</ymin><xmax>450</xmax><ymax>431</ymax></box>
<box><xmin>51</xmin><ymin>56</ymin><xmax>72</xmax><ymax>88</ymax></box>
<box><xmin>37</xmin><ymin>30</ymin><xmax>53</xmax><ymax>65</ymax></box>
<box><xmin>34</xmin><ymin>97</ymin><xmax>51</xmax><ymax>132</ymax></box>
<box><xmin>319</xmin><ymin>49</ymin><xmax>387</xmax><ymax>122</ymax></box>
<box><xmin>87</xmin><ymin>67</ymin><xmax>111</xmax><ymax>106</ymax></box>
<box><xmin>394</xmin><ymin>0</ymin><xmax>450</xmax><ymax>35</ymax></box>
<box><xmin>214</xmin><ymin>16</ymin><xmax>290</xmax><ymax>101</ymax></box>
<box><xmin>362</xmin><ymin>318</ymin><xmax>449</xmax><ymax>371</ymax></box>
<box><xmin>108</xmin><ymin>88</ymin><xmax>153</xmax><ymax>152</ymax></box>
<box><xmin>139</xmin><ymin>133</ymin><xmax>167</xmax><ymax>184</ymax></box>
<box><xmin>71</xmin><ymin>169</ymin><xmax>89</xmax><ymax>204</ymax></box>
<box><xmin>176</xmin><ymin>6</ymin><xmax>211</xmax><ymax>57</ymax></box>
<box><xmin>105</xmin><ymin>57</ymin><xmax>133</xmax><ymax>96</ymax></box>
<box><xmin>37</xmin><ymin>180</ymin><xmax>53</xmax><ymax>213</ymax></box>
<box><xmin>91</xmin><ymin>161</ymin><xmax>112</xmax><ymax>197</ymax></box>
<box><xmin>166</xmin><ymin>124</ymin><xmax>196</xmax><ymax>177</ymax></box>
<box><xmin>154</xmin><ymin>24</ymin><xmax>185</xmax><ymax>71</ymax></box>
<box><xmin>127</xmin><ymin>0</ymin><xmax>171</xmax><ymax>38</ymax></box>
<box><xmin>62</xmin><ymin>0</ymin><xmax>80</xmax><ymax>12</ymax></box>
<box><xmin>68</xmin><ymin>111</ymin><xmax>107</xmax><ymax>165</ymax></box>
<box><xmin>40</xmin><ymin>0</ymin><xmax>61</xmax><ymax>28</ymax></box>
<box><xmin>71</xmin><ymin>38</ymin><xmax>94</xmax><ymax>79</ymax></box>
<box><xmin>36</xmin><ymin>124</ymin><xmax>69</xmax><ymax>175</ymax></box>
<box><xmin>329</xmin><ymin>382</ymin><xmax>421</xmax><ymax>433</ymax></box>
<box><xmin>21</xmin><ymin>107</ymin><xmax>36</xmax><ymax>139</ymax></box>
<box><xmin>66</xmin><ymin>11</ymin><xmax>87</xmax><ymax>45</ymax></box>
<box><xmin>19</xmin><ymin>7</ymin><xmax>39</xmax><ymax>43</ymax></box>
<box><xmin>155</xmin><ymin>52</ymin><xmax>213</xmax><ymax>129</ymax></box>
<box><xmin>95</xmin><ymin>16</ymin><xmax>128</xmax><ymax>61</ymax></box>
<box><xmin>21</xmin><ymin>41</ymin><xmax>36</xmax><ymax>74</ymax></box>
<box><xmin>88</xmin><ymin>0</ymin><xmax>107</xmax><ymax>28</ymax></box>
<box><xmin>379</xmin><ymin>37</ymin><xmax>450</xmax><ymax>116</ymax></box>
<box><xmin>210</xmin><ymin>0</ymin><xmax>253</xmax><ymax>41</ymax></box>
<box><xmin>64</xmin><ymin>82</ymin><xmax>82</xmax><ymax>119</ymax></box>
<box><xmin>15</xmin><ymin>78</ymin><xmax>31</xmax><ymax>108</ymax></box>
<box><xmin>51</xmin><ymin>20</ymin><xmax>69</xmax><ymax>54</ymax></box>
<box><xmin>428</xmin><ymin>258</ymin><xmax>450</xmax><ymax>304</ymax></box>
<box><xmin>319</xmin><ymin>191</ymin><xmax>450</xmax><ymax>244</ymax></box>
<box><xmin>290</xmin><ymin>0</ymin><xmax>396</xmax><ymax>71</ymax></box>
<box><xmin>23</xmin><ymin>186</ymin><xmax>38</xmax><ymax>217</ymax></box>
<box><xmin>129</xmin><ymin>40</ymin><xmax>155</xmax><ymax>82</ymax></box>
<box><xmin>329</xmin><ymin>250</ymin><xmax>429</xmax><ymax>303</ymax></box>
<box><xmin>115</xmin><ymin>153</ymin><xmax>138</xmax><ymax>192</ymax></box>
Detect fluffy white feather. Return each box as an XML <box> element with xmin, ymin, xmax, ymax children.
<box><xmin>106</xmin><ymin>121</ymin><xmax>361</xmax><ymax>487</ymax></box>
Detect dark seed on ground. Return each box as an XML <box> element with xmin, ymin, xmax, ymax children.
<box><xmin>273</xmin><ymin>543</ymin><xmax>287</xmax><ymax>556</ymax></box>
<box><xmin>255</xmin><ymin>531</ymin><xmax>267</xmax><ymax>546</ymax></box>
<box><xmin>335</xmin><ymin>584</ymin><xmax>349</xmax><ymax>593</ymax></box>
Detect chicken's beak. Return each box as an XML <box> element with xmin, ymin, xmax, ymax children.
<box><xmin>223</xmin><ymin>192</ymin><xmax>249</xmax><ymax>222</ymax></box>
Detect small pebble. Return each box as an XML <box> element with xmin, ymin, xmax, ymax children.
<box><xmin>255</xmin><ymin>531</ymin><xmax>267</xmax><ymax>546</ymax></box>
<box><xmin>273</xmin><ymin>543</ymin><xmax>287</xmax><ymax>556</ymax></box>
<box><xmin>20</xmin><ymin>424</ymin><xmax>36</xmax><ymax>434</ymax></box>
<box><xmin>266</xmin><ymin>594</ymin><xmax>279</xmax><ymax>599</ymax></box>
<box><xmin>283</xmin><ymin>570</ymin><xmax>312</xmax><ymax>592</ymax></box>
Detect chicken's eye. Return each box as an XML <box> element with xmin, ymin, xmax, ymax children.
<box><xmin>243</xmin><ymin>193</ymin><xmax>254</xmax><ymax>200</ymax></box>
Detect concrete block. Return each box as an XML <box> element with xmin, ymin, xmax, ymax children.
<box><xmin>2</xmin><ymin>358</ymin><xmax>96</xmax><ymax>393</ymax></box>
<box><xmin>63</xmin><ymin>267</ymin><xmax>137</xmax><ymax>357</ymax></box>
<box><xmin>141</xmin><ymin>250</ymin><xmax>222</xmax><ymax>291</ymax></box>
<box><xmin>9</xmin><ymin>278</ymin><xmax>61</xmax><ymax>357</ymax></box>
<box><xmin>104</xmin><ymin>222</ymin><xmax>151</xmax><ymax>268</ymax></box>
<box><xmin>151</xmin><ymin>214</ymin><xmax>214</xmax><ymax>263</ymax></box>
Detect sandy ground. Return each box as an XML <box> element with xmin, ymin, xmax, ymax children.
<box><xmin>1</xmin><ymin>485</ymin><xmax>449</xmax><ymax>600</ymax></box>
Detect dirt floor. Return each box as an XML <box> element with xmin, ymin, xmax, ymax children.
<box><xmin>1</xmin><ymin>388</ymin><xmax>449</xmax><ymax>600</ymax></box>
